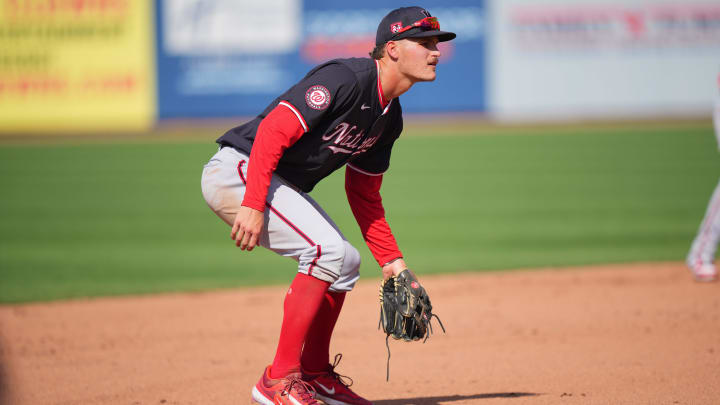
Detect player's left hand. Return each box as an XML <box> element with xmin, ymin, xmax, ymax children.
<box><xmin>378</xmin><ymin>268</ymin><xmax>446</xmax><ymax>380</ymax></box>
<box><xmin>379</xmin><ymin>269</ymin><xmax>442</xmax><ymax>342</ymax></box>
<box><xmin>231</xmin><ymin>206</ymin><xmax>264</xmax><ymax>251</ymax></box>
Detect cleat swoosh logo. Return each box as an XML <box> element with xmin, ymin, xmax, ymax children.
<box><xmin>316</xmin><ymin>382</ymin><xmax>335</xmax><ymax>395</ymax></box>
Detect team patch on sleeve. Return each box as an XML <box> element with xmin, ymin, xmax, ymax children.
<box><xmin>305</xmin><ymin>85</ymin><xmax>331</xmax><ymax>110</ymax></box>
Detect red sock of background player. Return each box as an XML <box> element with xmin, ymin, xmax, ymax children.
<box><xmin>270</xmin><ymin>273</ymin><xmax>330</xmax><ymax>379</ymax></box>
<box><xmin>300</xmin><ymin>290</ymin><xmax>346</xmax><ymax>372</ymax></box>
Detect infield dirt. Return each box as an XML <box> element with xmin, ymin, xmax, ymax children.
<box><xmin>0</xmin><ymin>262</ymin><xmax>718</xmax><ymax>405</ymax></box>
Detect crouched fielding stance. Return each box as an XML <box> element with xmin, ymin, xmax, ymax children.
<box><xmin>201</xmin><ymin>7</ymin><xmax>455</xmax><ymax>405</ymax></box>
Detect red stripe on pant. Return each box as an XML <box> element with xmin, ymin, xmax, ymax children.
<box><xmin>237</xmin><ymin>159</ymin><xmax>321</xmax><ymax>274</ymax></box>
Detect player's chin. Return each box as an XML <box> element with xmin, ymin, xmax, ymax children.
<box><xmin>418</xmin><ymin>67</ymin><xmax>437</xmax><ymax>82</ymax></box>
<box><xmin>427</xmin><ymin>65</ymin><xmax>438</xmax><ymax>78</ymax></box>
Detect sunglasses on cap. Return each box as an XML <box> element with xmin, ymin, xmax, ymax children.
<box><xmin>392</xmin><ymin>17</ymin><xmax>440</xmax><ymax>37</ymax></box>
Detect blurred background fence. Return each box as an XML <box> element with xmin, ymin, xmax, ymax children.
<box><xmin>1</xmin><ymin>0</ymin><xmax>718</xmax><ymax>133</ymax></box>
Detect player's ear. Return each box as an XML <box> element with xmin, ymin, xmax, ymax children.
<box><xmin>385</xmin><ymin>41</ymin><xmax>400</xmax><ymax>60</ymax></box>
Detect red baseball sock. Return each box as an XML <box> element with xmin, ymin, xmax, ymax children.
<box><xmin>300</xmin><ymin>290</ymin><xmax>346</xmax><ymax>373</ymax></box>
<box><xmin>270</xmin><ymin>273</ymin><xmax>330</xmax><ymax>379</ymax></box>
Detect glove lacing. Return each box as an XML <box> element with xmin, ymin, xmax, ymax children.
<box><xmin>379</xmin><ymin>313</ymin><xmax>446</xmax><ymax>381</ymax></box>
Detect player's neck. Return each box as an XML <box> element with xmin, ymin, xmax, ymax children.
<box><xmin>378</xmin><ymin>59</ymin><xmax>414</xmax><ymax>101</ymax></box>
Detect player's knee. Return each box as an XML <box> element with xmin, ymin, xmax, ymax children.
<box><xmin>342</xmin><ymin>242</ymin><xmax>361</xmax><ymax>275</ymax></box>
<box><xmin>329</xmin><ymin>241</ymin><xmax>361</xmax><ymax>292</ymax></box>
<box><xmin>324</xmin><ymin>238</ymin><xmax>359</xmax><ymax>274</ymax></box>
<box><xmin>302</xmin><ymin>238</ymin><xmax>361</xmax><ymax>290</ymax></box>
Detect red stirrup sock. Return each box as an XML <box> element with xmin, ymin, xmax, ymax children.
<box><xmin>300</xmin><ymin>290</ymin><xmax>347</xmax><ymax>372</ymax></box>
<box><xmin>270</xmin><ymin>273</ymin><xmax>330</xmax><ymax>379</ymax></box>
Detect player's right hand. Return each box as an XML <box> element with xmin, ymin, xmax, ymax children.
<box><xmin>231</xmin><ymin>206</ymin><xmax>264</xmax><ymax>251</ymax></box>
<box><xmin>382</xmin><ymin>257</ymin><xmax>408</xmax><ymax>281</ymax></box>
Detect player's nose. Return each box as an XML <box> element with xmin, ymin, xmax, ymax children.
<box><xmin>430</xmin><ymin>44</ymin><xmax>441</xmax><ymax>58</ymax></box>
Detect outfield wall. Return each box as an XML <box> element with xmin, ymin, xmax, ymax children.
<box><xmin>488</xmin><ymin>0</ymin><xmax>720</xmax><ymax>121</ymax></box>
<box><xmin>0</xmin><ymin>0</ymin><xmax>718</xmax><ymax>132</ymax></box>
<box><xmin>155</xmin><ymin>0</ymin><xmax>486</xmax><ymax>118</ymax></box>
<box><xmin>0</xmin><ymin>1</ymin><xmax>156</xmax><ymax>132</ymax></box>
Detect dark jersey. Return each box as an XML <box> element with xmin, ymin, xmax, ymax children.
<box><xmin>216</xmin><ymin>58</ymin><xmax>403</xmax><ymax>193</ymax></box>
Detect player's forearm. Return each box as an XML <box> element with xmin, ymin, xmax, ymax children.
<box><xmin>356</xmin><ymin>217</ymin><xmax>403</xmax><ymax>264</ymax></box>
<box><xmin>345</xmin><ymin>167</ymin><xmax>403</xmax><ymax>266</ymax></box>
<box><xmin>243</xmin><ymin>105</ymin><xmax>305</xmax><ymax>211</ymax></box>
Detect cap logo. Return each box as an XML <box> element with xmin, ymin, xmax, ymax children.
<box><xmin>390</xmin><ymin>22</ymin><xmax>403</xmax><ymax>33</ymax></box>
<box><xmin>305</xmin><ymin>85</ymin><xmax>331</xmax><ymax>110</ymax></box>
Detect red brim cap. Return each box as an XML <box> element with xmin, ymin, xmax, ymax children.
<box><xmin>375</xmin><ymin>7</ymin><xmax>457</xmax><ymax>46</ymax></box>
<box><xmin>392</xmin><ymin>29</ymin><xmax>456</xmax><ymax>43</ymax></box>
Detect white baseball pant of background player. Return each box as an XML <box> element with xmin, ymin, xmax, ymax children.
<box><xmin>686</xmin><ymin>83</ymin><xmax>720</xmax><ymax>282</ymax></box>
<box><xmin>201</xmin><ymin>146</ymin><xmax>362</xmax><ymax>291</ymax></box>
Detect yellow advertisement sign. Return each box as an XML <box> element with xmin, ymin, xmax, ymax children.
<box><xmin>0</xmin><ymin>1</ymin><xmax>155</xmax><ymax>133</ymax></box>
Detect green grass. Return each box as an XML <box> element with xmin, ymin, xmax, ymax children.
<box><xmin>1</xmin><ymin>121</ymin><xmax>717</xmax><ymax>302</ymax></box>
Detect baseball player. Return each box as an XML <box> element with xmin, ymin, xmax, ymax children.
<box><xmin>201</xmin><ymin>6</ymin><xmax>455</xmax><ymax>405</ymax></box>
<box><xmin>686</xmin><ymin>72</ymin><xmax>720</xmax><ymax>282</ymax></box>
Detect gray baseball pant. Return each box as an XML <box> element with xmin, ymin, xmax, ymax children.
<box><xmin>201</xmin><ymin>146</ymin><xmax>361</xmax><ymax>292</ymax></box>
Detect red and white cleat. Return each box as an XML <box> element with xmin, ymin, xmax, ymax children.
<box><xmin>690</xmin><ymin>263</ymin><xmax>718</xmax><ymax>283</ymax></box>
<box><xmin>252</xmin><ymin>366</ymin><xmax>321</xmax><ymax>405</ymax></box>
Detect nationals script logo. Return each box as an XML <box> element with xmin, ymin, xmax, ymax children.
<box><xmin>322</xmin><ymin>122</ymin><xmax>380</xmax><ymax>155</ymax></box>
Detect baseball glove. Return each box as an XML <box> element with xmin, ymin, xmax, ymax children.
<box><xmin>378</xmin><ymin>269</ymin><xmax>445</xmax><ymax>379</ymax></box>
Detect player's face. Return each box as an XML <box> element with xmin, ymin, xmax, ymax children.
<box><xmin>395</xmin><ymin>37</ymin><xmax>441</xmax><ymax>82</ymax></box>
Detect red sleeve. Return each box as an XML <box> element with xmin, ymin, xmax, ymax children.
<box><xmin>345</xmin><ymin>165</ymin><xmax>403</xmax><ymax>266</ymax></box>
<box><xmin>242</xmin><ymin>103</ymin><xmax>305</xmax><ymax>212</ymax></box>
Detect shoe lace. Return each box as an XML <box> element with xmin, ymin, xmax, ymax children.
<box><xmin>282</xmin><ymin>375</ymin><xmax>319</xmax><ymax>404</ymax></box>
<box><xmin>327</xmin><ymin>353</ymin><xmax>354</xmax><ymax>388</ymax></box>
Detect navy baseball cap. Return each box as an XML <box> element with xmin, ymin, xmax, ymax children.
<box><xmin>375</xmin><ymin>6</ymin><xmax>456</xmax><ymax>46</ymax></box>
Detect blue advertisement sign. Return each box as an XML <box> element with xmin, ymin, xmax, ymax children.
<box><xmin>155</xmin><ymin>0</ymin><xmax>485</xmax><ymax>118</ymax></box>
